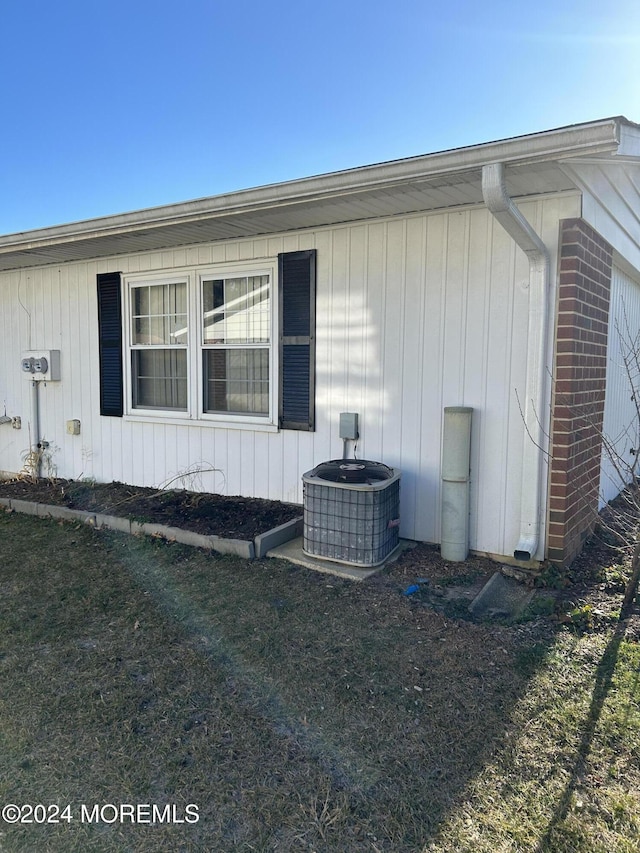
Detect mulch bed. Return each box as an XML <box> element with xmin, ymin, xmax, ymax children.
<box><xmin>0</xmin><ymin>478</ymin><xmax>302</xmax><ymax>540</ymax></box>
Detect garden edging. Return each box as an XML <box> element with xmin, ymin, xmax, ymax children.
<box><xmin>0</xmin><ymin>497</ymin><xmax>303</xmax><ymax>560</ymax></box>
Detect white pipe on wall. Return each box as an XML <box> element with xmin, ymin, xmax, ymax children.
<box><xmin>31</xmin><ymin>379</ymin><xmax>41</xmax><ymax>479</ymax></box>
<box><xmin>441</xmin><ymin>406</ymin><xmax>473</xmax><ymax>561</ymax></box>
<box><xmin>482</xmin><ymin>163</ymin><xmax>550</xmax><ymax>562</ymax></box>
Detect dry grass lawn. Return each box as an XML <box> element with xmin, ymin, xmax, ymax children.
<box><xmin>0</xmin><ymin>510</ymin><xmax>638</xmax><ymax>852</ymax></box>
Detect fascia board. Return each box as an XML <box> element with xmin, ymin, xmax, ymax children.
<box><xmin>0</xmin><ymin>118</ymin><xmax>626</xmax><ymax>255</ymax></box>
<box><xmin>618</xmin><ymin>121</ymin><xmax>640</xmax><ymax>157</ymax></box>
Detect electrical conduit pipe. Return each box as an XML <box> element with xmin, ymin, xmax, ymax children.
<box><xmin>31</xmin><ymin>379</ymin><xmax>41</xmax><ymax>479</ymax></box>
<box><xmin>481</xmin><ymin>162</ymin><xmax>550</xmax><ymax>561</ymax></box>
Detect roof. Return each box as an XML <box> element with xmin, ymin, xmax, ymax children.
<box><xmin>1</xmin><ymin>116</ymin><xmax>639</xmax><ymax>272</ymax></box>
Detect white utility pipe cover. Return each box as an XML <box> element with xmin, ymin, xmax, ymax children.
<box><xmin>441</xmin><ymin>406</ymin><xmax>473</xmax><ymax>562</ymax></box>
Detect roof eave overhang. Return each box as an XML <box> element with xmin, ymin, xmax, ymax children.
<box><xmin>0</xmin><ymin>117</ymin><xmax>630</xmax><ymax>270</ymax></box>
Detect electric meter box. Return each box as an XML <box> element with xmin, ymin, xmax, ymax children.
<box><xmin>21</xmin><ymin>350</ymin><xmax>61</xmax><ymax>381</ymax></box>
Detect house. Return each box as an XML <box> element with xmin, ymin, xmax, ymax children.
<box><xmin>1</xmin><ymin>116</ymin><xmax>639</xmax><ymax>567</ymax></box>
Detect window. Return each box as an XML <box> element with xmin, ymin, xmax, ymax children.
<box><xmin>202</xmin><ymin>274</ymin><xmax>270</xmax><ymax>416</ymax></box>
<box><xmin>98</xmin><ymin>250</ymin><xmax>316</xmax><ymax>429</ymax></box>
<box><xmin>130</xmin><ymin>281</ymin><xmax>188</xmax><ymax>410</ymax></box>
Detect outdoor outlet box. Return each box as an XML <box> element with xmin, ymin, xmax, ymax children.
<box><xmin>21</xmin><ymin>350</ymin><xmax>61</xmax><ymax>381</ymax></box>
<box><xmin>66</xmin><ymin>419</ymin><xmax>81</xmax><ymax>435</ymax></box>
<box><xmin>339</xmin><ymin>412</ymin><xmax>359</xmax><ymax>440</ymax></box>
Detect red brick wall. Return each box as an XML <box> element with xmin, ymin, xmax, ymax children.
<box><xmin>547</xmin><ymin>219</ymin><xmax>613</xmax><ymax>565</ymax></box>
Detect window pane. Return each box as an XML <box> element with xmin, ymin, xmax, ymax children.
<box><xmin>131</xmin><ymin>282</ymin><xmax>187</xmax><ymax>345</ymax></box>
<box><xmin>134</xmin><ymin>286</ymin><xmax>150</xmax><ymax>316</ymax></box>
<box><xmin>202</xmin><ymin>275</ymin><xmax>270</xmax><ymax>344</ymax></box>
<box><xmin>132</xmin><ymin>349</ymin><xmax>187</xmax><ymax>410</ymax></box>
<box><xmin>169</xmin><ymin>315</ymin><xmax>188</xmax><ymax>344</ymax></box>
<box><xmin>204</xmin><ymin>348</ymin><xmax>269</xmax><ymax>415</ymax></box>
<box><xmin>134</xmin><ymin>317</ymin><xmax>151</xmax><ymax>342</ymax></box>
<box><xmin>150</xmin><ymin>317</ymin><xmax>166</xmax><ymax>344</ymax></box>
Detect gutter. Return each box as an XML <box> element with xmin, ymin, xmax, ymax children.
<box><xmin>0</xmin><ymin>118</ymin><xmax>623</xmax><ymax>254</ymax></box>
<box><xmin>482</xmin><ymin>162</ymin><xmax>551</xmax><ymax>561</ymax></box>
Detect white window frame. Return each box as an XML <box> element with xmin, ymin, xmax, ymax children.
<box><xmin>124</xmin><ymin>275</ymin><xmax>191</xmax><ymax>419</ymax></box>
<box><xmin>198</xmin><ymin>263</ymin><xmax>276</xmax><ymax>426</ymax></box>
<box><xmin>123</xmin><ymin>262</ymin><xmax>278</xmax><ymax>429</ymax></box>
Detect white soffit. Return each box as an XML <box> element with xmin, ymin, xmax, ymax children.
<box><xmin>0</xmin><ymin>117</ymin><xmax>636</xmax><ymax>272</ymax></box>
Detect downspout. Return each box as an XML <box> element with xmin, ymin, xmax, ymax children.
<box><xmin>482</xmin><ymin>162</ymin><xmax>550</xmax><ymax>561</ymax></box>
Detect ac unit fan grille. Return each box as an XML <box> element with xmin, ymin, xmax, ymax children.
<box><xmin>302</xmin><ymin>460</ymin><xmax>400</xmax><ymax>567</ymax></box>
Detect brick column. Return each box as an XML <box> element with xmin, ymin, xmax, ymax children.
<box><xmin>547</xmin><ymin>219</ymin><xmax>613</xmax><ymax>565</ymax></box>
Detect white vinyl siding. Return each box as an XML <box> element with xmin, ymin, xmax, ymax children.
<box><xmin>600</xmin><ymin>265</ymin><xmax>640</xmax><ymax>506</ymax></box>
<box><xmin>0</xmin><ymin>192</ymin><xmax>581</xmax><ymax>558</ymax></box>
<box><xmin>565</xmin><ymin>161</ymin><xmax>640</xmax><ymax>276</ymax></box>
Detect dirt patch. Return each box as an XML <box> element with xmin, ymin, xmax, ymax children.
<box><xmin>383</xmin><ymin>529</ymin><xmax>640</xmax><ymax>638</ymax></box>
<box><xmin>0</xmin><ymin>478</ymin><xmax>301</xmax><ymax>540</ymax></box>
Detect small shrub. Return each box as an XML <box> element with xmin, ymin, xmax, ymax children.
<box><xmin>599</xmin><ymin>564</ymin><xmax>628</xmax><ymax>593</ymax></box>
<box><xmin>535</xmin><ymin>562</ymin><xmax>569</xmax><ymax>590</ymax></box>
<box><xmin>561</xmin><ymin>603</ymin><xmax>595</xmax><ymax>632</ymax></box>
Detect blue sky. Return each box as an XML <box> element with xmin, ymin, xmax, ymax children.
<box><xmin>1</xmin><ymin>0</ymin><xmax>639</xmax><ymax>234</ymax></box>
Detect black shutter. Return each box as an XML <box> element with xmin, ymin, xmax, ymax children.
<box><xmin>278</xmin><ymin>250</ymin><xmax>316</xmax><ymax>430</ymax></box>
<box><xmin>97</xmin><ymin>272</ymin><xmax>124</xmax><ymax>417</ymax></box>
